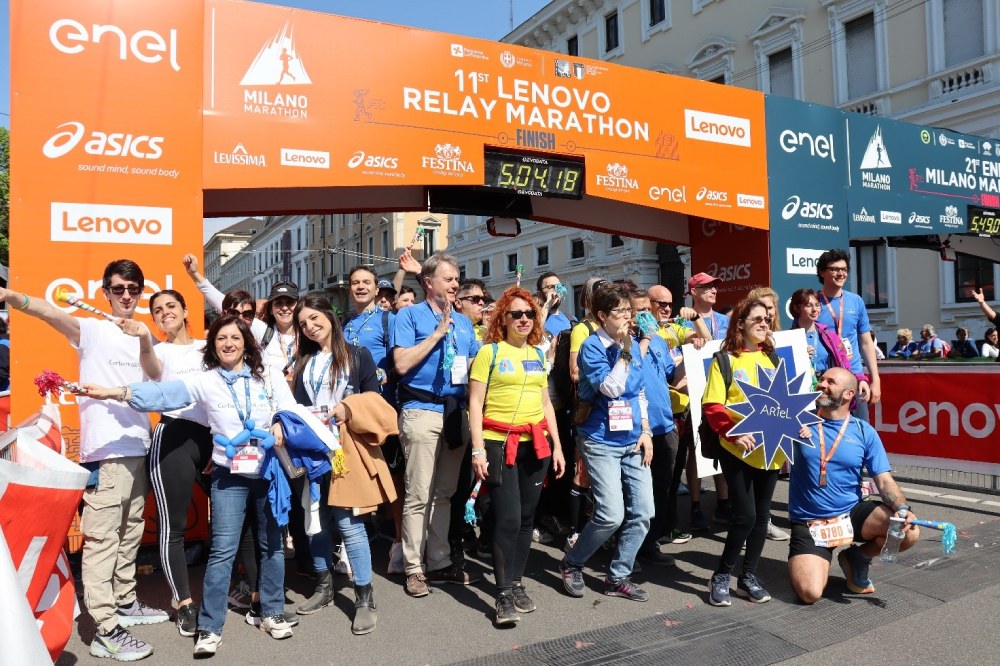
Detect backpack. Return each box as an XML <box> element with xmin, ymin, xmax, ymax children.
<box><xmin>699</xmin><ymin>349</ymin><xmax>780</xmax><ymax>461</ymax></box>
<box><xmin>550</xmin><ymin>319</ymin><xmax>592</xmax><ymax>408</ymax></box>
<box><xmin>933</xmin><ymin>336</ymin><xmax>951</xmax><ymax>358</ymax></box>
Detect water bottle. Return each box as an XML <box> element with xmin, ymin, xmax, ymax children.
<box><xmin>880</xmin><ymin>516</ymin><xmax>906</xmax><ymax>563</ymax></box>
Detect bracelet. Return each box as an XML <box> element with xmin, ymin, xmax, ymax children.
<box><xmin>641</xmin><ymin>428</ymin><xmax>654</xmax><ymax>438</ymax></box>
<box><xmin>118</xmin><ymin>386</ymin><xmax>129</xmax><ymax>402</ymax></box>
<box><xmin>16</xmin><ymin>295</ymin><xmax>30</xmax><ymax>311</ymax></box>
<box><xmin>471</xmin><ymin>448</ymin><xmax>486</xmax><ymax>458</ymax></box>
<box><xmin>896</xmin><ymin>504</ymin><xmax>910</xmax><ymax>514</ymax></box>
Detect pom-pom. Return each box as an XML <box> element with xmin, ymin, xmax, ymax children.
<box><xmin>636</xmin><ymin>311</ymin><xmax>659</xmax><ymax>337</ymax></box>
<box><xmin>34</xmin><ymin>370</ymin><xmax>83</xmax><ymax>397</ymax></box>
<box><xmin>332</xmin><ymin>448</ymin><xmax>348</xmax><ymax>476</ymax></box>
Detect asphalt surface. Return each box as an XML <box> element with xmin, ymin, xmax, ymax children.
<box><xmin>56</xmin><ymin>478</ymin><xmax>1000</xmax><ymax>665</ymax></box>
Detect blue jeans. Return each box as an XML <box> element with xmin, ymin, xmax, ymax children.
<box><xmin>198</xmin><ymin>469</ymin><xmax>284</xmax><ymax>634</ymax></box>
<box><xmin>566</xmin><ymin>439</ymin><xmax>654</xmax><ymax>581</ymax></box>
<box><xmin>308</xmin><ymin>473</ymin><xmax>373</xmax><ymax>586</ymax></box>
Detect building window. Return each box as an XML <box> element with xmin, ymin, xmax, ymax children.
<box><xmin>649</xmin><ymin>0</ymin><xmax>667</xmax><ymax>26</ymax></box>
<box><xmin>845</xmin><ymin>14</ymin><xmax>877</xmax><ymax>101</ymax></box>
<box><xmin>954</xmin><ymin>255</ymin><xmax>995</xmax><ymax>302</ymax></box>
<box><xmin>570</xmin><ymin>238</ymin><xmax>585</xmax><ymax>259</ymax></box>
<box><xmin>603</xmin><ymin>12</ymin><xmax>621</xmax><ymax>54</ymax></box>
<box><xmin>572</xmin><ymin>285</ymin><xmax>584</xmax><ymax>319</ymax></box>
<box><xmin>855</xmin><ymin>242</ymin><xmax>889</xmax><ymax>308</ymax></box>
<box><xmin>506</xmin><ymin>253</ymin><xmax>519</xmax><ymax>273</ymax></box>
<box><xmin>567</xmin><ymin>35</ymin><xmax>578</xmax><ymax>56</ymax></box>
<box><xmin>944</xmin><ymin>0</ymin><xmax>985</xmax><ymax>68</ymax></box>
<box><xmin>536</xmin><ymin>246</ymin><xmax>549</xmax><ymax>266</ymax></box>
<box><xmin>481</xmin><ymin>259</ymin><xmax>491</xmax><ymax>278</ymax></box>
<box><xmin>610</xmin><ymin>235</ymin><xmax>625</xmax><ymax>248</ymax></box>
<box><xmin>381</xmin><ymin>230</ymin><xmax>389</xmax><ymax>256</ymax></box>
<box><xmin>423</xmin><ymin>228</ymin><xmax>436</xmax><ymax>257</ymax></box>
<box><xmin>459</xmin><ymin>265</ymin><xmax>467</xmax><ymax>280</ymax></box>
<box><xmin>768</xmin><ymin>47</ymin><xmax>794</xmax><ymax>97</ymax></box>
<box><xmin>686</xmin><ymin>37</ymin><xmax>736</xmax><ymax>84</ymax></box>
<box><xmin>367</xmin><ymin>236</ymin><xmax>374</xmax><ymax>260</ymax></box>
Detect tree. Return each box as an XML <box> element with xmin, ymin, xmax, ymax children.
<box><xmin>0</xmin><ymin>126</ymin><xmax>8</xmax><ymax>266</ymax></box>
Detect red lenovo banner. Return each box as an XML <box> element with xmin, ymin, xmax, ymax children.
<box><xmin>686</xmin><ymin>216</ymin><xmax>770</xmax><ymax>311</ymax></box>
<box><xmin>875</xmin><ymin>365</ymin><xmax>1000</xmax><ymax>470</ymax></box>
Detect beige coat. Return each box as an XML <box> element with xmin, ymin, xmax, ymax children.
<box><xmin>328</xmin><ymin>392</ymin><xmax>399</xmax><ymax>513</ymax></box>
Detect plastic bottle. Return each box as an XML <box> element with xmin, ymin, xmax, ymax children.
<box><xmin>880</xmin><ymin>516</ymin><xmax>906</xmax><ymax>563</ymax></box>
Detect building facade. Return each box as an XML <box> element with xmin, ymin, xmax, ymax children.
<box><xmin>486</xmin><ymin>0</ymin><xmax>1000</xmax><ymax>345</ymax></box>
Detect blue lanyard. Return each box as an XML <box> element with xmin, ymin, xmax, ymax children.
<box><xmin>223</xmin><ymin>374</ymin><xmax>252</xmax><ymax>424</ymax></box>
<box><xmin>347</xmin><ymin>306</ymin><xmax>381</xmax><ymax>346</ymax></box>
<box><xmin>308</xmin><ymin>353</ymin><xmax>334</xmax><ymax>400</ymax></box>
<box><xmin>429</xmin><ymin>302</ymin><xmax>457</xmax><ymax>370</ymax></box>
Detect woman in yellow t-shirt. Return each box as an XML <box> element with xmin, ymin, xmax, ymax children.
<box><xmin>703</xmin><ymin>298</ymin><xmax>782</xmax><ymax>608</ymax></box>
<box><xmin>468</xmin><ymin>286</ymin><xmax>565</xmax><ymax>627</ymax></box>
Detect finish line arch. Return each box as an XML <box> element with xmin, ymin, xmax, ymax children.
<box><xmin>10</xmin><ymin>0</ymin><xmax>770</xmax><ymax>421</ymax></box>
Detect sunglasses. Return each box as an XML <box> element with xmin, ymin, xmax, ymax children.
<box><xmin>458</xmin><ymin>295</ymin><xmax>485</xmax><ymax>304</ymax></box>
<box><xmin>744</xmin><ymin>315</ymin><xmax>774</xmax><ymax>325</ymax></box>
<box><xmin>108</xmin><ymin>285</ymin><xmax>142</xmax><ymax>296</ymax></box>
<box><xmin>650</xmin><ymin>300</ymin><xmax>672</xmax><ymax>308</ymax></box>
<box><xmin>506</xmin><ymin>309</ymin><xmax>537</xmax><ymax>320</ymax></box>
<box><xmin>227</xmin><ymin>308</ymin><xmax>256</xmax><ymax>321</ymax></box>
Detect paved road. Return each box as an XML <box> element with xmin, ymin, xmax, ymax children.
<box><xmin>56</xmin><ymin>479</ymin><xmax>1000</xmax><ymax>664</ymax></box>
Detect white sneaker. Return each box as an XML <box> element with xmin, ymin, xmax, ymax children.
<box><xmin>387</xmin><ymin>541</ymin><xmax>405</xmax><ymax>575</ymax></box>
<box><xmin>194</xmin><ymin>630</ymin><xmax>222</xmax><ymax>656</ymax></box>
<box><xmin>532</xmin><ymin>528</ymin><xmax>554</xmax><ymax>545</ymax></box>
<box><xmin>564</xmin><ymin>532</ymin><xmax>579</xmax><ymax>553</ymax></box>
<box><xmin>260</xmin><ymin>614</ymin><xmax>294</xmax><ymax>640</ymax></box>
<box><xmin>766</xmin><ymin>520</ymin><xmax>790</xmax><ymax>541</ymax></box>
<box><xmin>334</xmin><ymin>544</ymin><xmax>353</xmax><ymax>577</ymax></box>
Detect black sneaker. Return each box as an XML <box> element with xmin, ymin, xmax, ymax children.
<box><xmin>690</xmin><ymin>506</ymin><xmax>711</xmax><ymax>531</ymax></box>
<box><xmin>637</xmin><ymin>548</ymin><xmax>676</xmax><ymax>567</ymax></box>
<box><xmin>603</xmin><ymin>577</ymin><xmax>649</xmax><ymax>602</ymax></box>
<box><xmin>540</xmin><ymin>514</ymin><xmax>573</xmax><ymax>537</ymax></box>
<box><xmin>559</xmin><ymin>559</ymin><xmax>585</xmax><ymax>598</ymax></box>
<box><xmin>176</xmin><ymin>602</ymin><xmax>198</xmax><ymax>637</ymax></box>
<box><xmin>736</xmin><ymin>572</ymin><xmax>771</xmax><ymax>603</ymax></box>
<box><xmin>510</xmin><ymin>583</ymin><xmax>536</xmax><ymax>613</ymax></box>
<box><xmin>494</xmin><ymin>592</ymin><xmax>520</xmax><ymax>626</ymax></box>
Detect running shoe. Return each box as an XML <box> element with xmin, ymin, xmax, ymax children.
<box><xmin>193</xmin><ymin>631</ymin><xmax>221</xmax><ymax>657</ymax></box>
<box><xmin>511</xmin><ymin>583</ymin><xmax>536</xmax><ymax>613</ymax></box>
<box><xmin>89</xmin><ymin>626</ymin><xmax>153</xmax><ymax>661</ymax></box>
<box><xmin>494</xmin><ymin>592</ymin><xmax>520</xmax><ymax>626</ymax></box>
<box><xmin>559</xmin><ymin>559</ymin><xmax>585</xmax><ymax>598</ymax></box>
<box><xmin>766</xmin><ymin>520</ymin><xmax>790</xmax><ymax>541</ymax></box>
<box><xmin>227</xmin><ymin>579</ymin><xmax>253</xmax><ymax>610</ymax></box>
<box><xmin>838</xmin><ymin>546</ymin><xmax>875</xmax><ymax>594</ymax></box>
<box><xmin>708</xmin><ymin>572</ymin><xmax>732</xmax><ymax>607</ymax></box>
<box><xmin>736</xmin><ymin>572</ymin><xmax>772</xmax><ymax>603</ymax></box>
<box><xmin>115</xmin><ymin>600</ymin><xmax>169</xmax><ymax>627</ymax></box>
<box><xmin>603</xmin><ymin>577</ymin><xmax>649</xmax><ymax>602</ymax></box>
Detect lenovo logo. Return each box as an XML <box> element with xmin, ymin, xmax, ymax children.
<box><xmin>684</xmin><ymin>110</ymin><xmax>751</xmax><ymax>147</ymax></box>
<box><xmin>51</xmin><ymin>202</ymin><xmax>172</xmax><ymax>245</ymax></box>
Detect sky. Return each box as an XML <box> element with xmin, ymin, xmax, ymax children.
<box><xmin>0</xmin><ymin>0</ymin><xmax>553</xmax><ymax>238</ymax></box>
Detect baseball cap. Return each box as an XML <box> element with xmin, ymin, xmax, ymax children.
<box><xmin>268</xmin><ymin>281</ymin><xmax>299</xmax><ymax>301</ymax></box>
<box><xmin>377</xmin><ymin>279</ymin><xmax>396</xmax><ymax>292</ymax></box>
<box><xmin>687</xmin><ymin>272</ymin><xmax>721</xmax><ymax>294</ymax></box>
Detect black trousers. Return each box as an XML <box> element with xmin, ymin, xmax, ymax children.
<box><xmin>715</xmin><ymin>448</ymin><xmax>779</xmax><ymax>576</ymax></box>
<box><xmin>640</xmin><ymin>429</ymin><xmax>679</xmax><ymax>552</ymax></box>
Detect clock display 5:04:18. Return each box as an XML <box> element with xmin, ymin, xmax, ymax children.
<box><xmin>496</xmin><ymin>161</ymin><xmax>581</xmax><ymax>195</ymax></box>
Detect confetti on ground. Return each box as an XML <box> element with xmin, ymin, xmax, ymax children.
<box><xmin>663</xmin><ymin>619</ymin><xmax>683</xmax><ymax>627</ymax></box>
<box><xmin>575</xmin><ymin>641</ymin><xmax>595</xmax><ymax>649</ymax></box>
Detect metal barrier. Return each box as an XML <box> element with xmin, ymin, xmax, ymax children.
<box><xmin>889</xmin><ymin>462</ymin><xmax>1000</xmax><ymax>496</ymax></box>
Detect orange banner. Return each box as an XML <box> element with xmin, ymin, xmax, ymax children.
<box><xmin>202</xmin><ymin>0</ymin><xmax>769</xmax><ymax>228</ymax></box>
<box><xmin>10</xmin><ymin>0</ymin><xmax>205</xmax><ymax>422</ymax></box>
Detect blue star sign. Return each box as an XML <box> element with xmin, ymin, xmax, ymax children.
<box><xmin>726</xmin><ymin>358</ymin><xmax>822</xmax><ymax>467</ymax></box>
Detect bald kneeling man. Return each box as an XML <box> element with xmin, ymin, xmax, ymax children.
<box><xmin>787</xmin><ymin>368</ymin><xmax>919</xmax><ymax>604</ymax></box>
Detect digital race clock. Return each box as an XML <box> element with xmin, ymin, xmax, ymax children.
<box><xmin>483</xmin><ymin>149</ymin><xmax>585</xmax><ymax>199</ymax></box>
<box><xmin>968</xmin><ymin>206</ymin><xmax>1000</xmax><ymax>237</ymax></box>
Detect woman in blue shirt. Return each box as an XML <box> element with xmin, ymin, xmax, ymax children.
<box><xmin>559</xmin><ymin>283</ymin><xmax>654</xmax><ymax>603</ymax></box>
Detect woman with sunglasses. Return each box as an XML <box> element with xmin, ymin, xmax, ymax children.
<box><xmin>560</xmin><ymin>283</ymin><xmax>654</xmax><ymax>603</ymax></box>
<box><xmin>290</xmin><ymin>293</ymin><xmax>384</xmax><ymax>634</ymax></box>
<box><xmin>83</xmin><ymin>314</ymin><xmax>300</xmax><ymax>656</ymax></box>
<box><xmin>115</xmin><ymin>290</ymin><xmax>210</xmax><ymax>637</ymax></box>
<box><xmin>704</xmin><ymin>298</ymin><xmax>785</xmax><ymax>607</ymax></box>
<box><xmin>468</xmin><ymin>287</ymin><xmax>565</xmax><ymax>626</ymax></box>
<box><xmin>184</xmin><ymin>255</ymin><xmax>299</xmax><ymax>380</ymax></box>
<box><xmin>342</xmin><ymin>265</ymin><xmax>406</xmax><ymax>574</ymax></box>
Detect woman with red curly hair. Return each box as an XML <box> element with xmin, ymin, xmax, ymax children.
<box><xmin>468</xmin><ymin>286</ymin><xmax>566</xmax><ymax>627</ymax></box>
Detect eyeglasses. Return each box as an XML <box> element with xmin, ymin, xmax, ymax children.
<box><xmin>458</xmin><ymin>295</ymin><xmax>485</xmax><ymax>305</ymax></box>
<box><xmin>744</xmin><ymin>315</ymin><xmax>773</xmax><ymax>325</ymax></box>
<box><xmin>227</xmin><ymin>308</ymin><xmax>256</xmax><ymax>321</ymax></box>
<box><xmin>650</xmin><ymin>300</ymin><xmax>672</xmax><ymax>309</ymax></box>
<box><xmin>108</xmin><ymin>285</ymin><xmax>141</xmax><ymax>296</ymax></box>
<box><xmin>610</xmin><ymin>307</ymin><xmax>633</xmax><ymax>316</ymax></box>
<box><xmin>825</xmin><ymin>266</ymin><xmax>849</xmax><ymax>275</ymax></box>
<box><xmin>694</xmin><ymin>285</ymin><xmax>718</xmax><ymax>291</ymax></box>
<box><xmin>506</xmin><ymin>309</ymin><xmax>537</xmax><ymax>320</ymax></box>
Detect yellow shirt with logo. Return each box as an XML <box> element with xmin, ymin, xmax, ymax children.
<box><xmin>702</xmin><ymin>350</ymin><xmax>785</xmax><ymax>470</ymax></box>
<box><xmin>470</xmin><ymin>341</ymin><xmax>548</xmax><ymax>441</ymax></box>
<box><xmin>657</xmin><ymin>323</ymin><xmax>690</xmax><ymax>414</ymax></box>
<box><xmin>569</xmin><ymin>319</ymin><xmax>598</xmax><ymax>354</ymax></box>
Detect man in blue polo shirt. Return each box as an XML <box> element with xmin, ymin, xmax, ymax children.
<box><xmin>814</xmin><ymin>249</ymin><xmax>881</xmax><ymax>421</ymax></box>
<box><xmin>538</xmin><ymin>271</ymin><xmax>573</xmax><ymax>338</ymax></box>
<box><xmin>392</xmin><ymin>252</ymin><xmax>479</xmax><ymax>598</ymax></box>
<box><xmin>787</xmin><ymin>367</ymin><xmax>918</xmax><ymax>604</ymax></box>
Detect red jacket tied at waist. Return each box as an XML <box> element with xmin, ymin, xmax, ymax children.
<box><xmin>481</xmin><ymin>417</ymin><xmax>551</xmax><ymax>465</ymax></box>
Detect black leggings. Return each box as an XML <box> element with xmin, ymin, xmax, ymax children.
<box><xmin>715</xmin><ymin>448</ymin><xmax>779</xmax><ymax>576</ymax></box>
<box><xmin>536</xmin><ymin>406</ymin><xmax>575</xmax><ymax>521</ymax></box>
<box><xmin>149</xmin><ymin>417</ymin><xmax>213</xmax><ymax>602</ymax></box>
<box><xmin>486</xmin><ymin>439</ymin><xmax>550</xmax><ymax>593</ymax></box>
<box><xmin>641</xmin><ymin>430</ymin><xmax>679</xmax><ymax>551</ymax></box>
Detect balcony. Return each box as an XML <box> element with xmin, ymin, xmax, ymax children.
<box><xmin>929</xmin><ymin>55</ymin><xmax>995</xmax><ymax>100</ymax></box>
<box><xmin>324</xmin><ymin>274</ymin><xmax>347</xmax><ymax>287</ymax></box>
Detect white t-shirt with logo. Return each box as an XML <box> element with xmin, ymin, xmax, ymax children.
<box><xmin>153</xmin><ymin>340</ymin><xmax>209</xmax><ymax>425</ymax></box>
<box><xmin>75</xmin><ymin>318</ymin><xmax>151</xmax><ymax>462</ymax></box>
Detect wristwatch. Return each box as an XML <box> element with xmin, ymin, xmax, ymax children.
<box><xmin>619</xmin><ymin>349</ymin><xmax>633</xmax><ymax>363</ymax></box>
<box><xmin>689</xmin><ymin>313</ymin><xmax>700</xmax><ymax>321</ymax></box>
